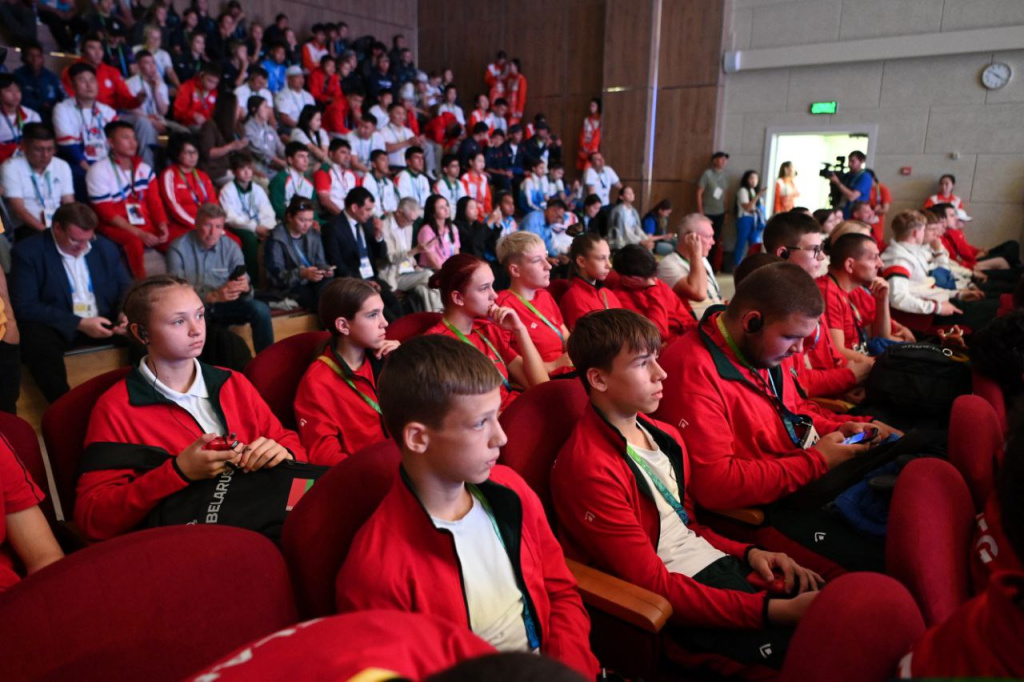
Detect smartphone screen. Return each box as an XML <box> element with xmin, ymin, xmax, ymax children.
<box><xmin>843</xmin><ymin>428</ymin><xmax>879</xmax><ymax>445</ymax></box>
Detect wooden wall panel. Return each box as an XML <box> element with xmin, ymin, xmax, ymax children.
<box><xmin>241</xmin><ymin>0</ymin><xmax>417</xmax><ymax>53</ymax></box>
<box><xmin>603</xmin><ymin>0</ymin><xmax>654</xmax><ymax>88</ymax></box>
<box><xmin>566</xmin><ymin>3</ymin><xmax>606</xmax><ymax>95</ymax></box>
<box><xmin>658</xmin><ymin>0</ymin><xmax>723</xmax><ymax>88</ymax></box>
<box><xmin>601</xmin><ymin>89</ymin><xmax>648</xmax><ymax>181</ymax></box>
<box><xmin>652</xmin><ymin>86</ymin><xmax>718</xmax><ymax>180</ymax></box>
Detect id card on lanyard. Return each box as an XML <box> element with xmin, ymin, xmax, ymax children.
<box><xmin>80</xmin><ymin>105</ymin><xmax>107</xmax><ymax>160</ymax></box>
<box><xmin>29</xmin><ymin>169</ymin><xmax>55</xmax><ymax>227</ymax></box>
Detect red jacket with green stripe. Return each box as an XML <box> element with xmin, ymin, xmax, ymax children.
<box><xmin>76</xmin><ymin>363</ymin><xmax>306</xmax><ymax>541</ymax></box>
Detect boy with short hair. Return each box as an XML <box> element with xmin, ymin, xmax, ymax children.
<box><xmin>433</xmin><ymin>152</ymin><xmax>467</xmax><ymax>209</ymax></box>
<box><xmin>495</xmin><ymin>231</ymin><xmax>572</xmax><ymax>374</ymax></box>
<box><xmin>313</xmin><ymin>138</ymin><xmax>358</xmax><ymax>217</ymax></box>
<box><xmin>53</xmin><ymin>63</ymin><xmax>118</xmax><ymax>198</ymax></box>
<box><xmin>609</xmin><ymin>244</ymin><xmax>697</xmax><ymax>346</ymax></box>
<box><xmin>335</xmin><ymin>335</ymin><xmax>599</xmax><ymax>678</ymax></box>
<box><xmin>172</xmin><ymin>63</ymin><xmax>220</xmax><ymax>129</ymax></box>
<box><xmin>363</xmin><ymin>149</ymin><xmax>399</xmax><ymax>217</ymax></box>
<box><xmin>0</xmin><ymin>75</ymin><xmax>42</xmax><ymax>163</ymax></box>
<box><xmin>269</xmin><ymin>141</ymin><xmax>317</xmax><ymax>220</ymax></box>
<box><xmin>219</xmin><ymin>153</ymin><xmax>276</xmax><ymax>276</ymax></box>
<box><xmin>553</xmin><ymin>309</ymin><xmax>823</xmax><ymax>677</ymax></box>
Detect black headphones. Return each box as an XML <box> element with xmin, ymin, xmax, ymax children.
<box><xmin>744</xmin><ymin>314</ymin><xmax>763</xmax><ymax>333</ymax></box>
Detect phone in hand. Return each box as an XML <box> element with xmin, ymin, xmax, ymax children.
<box><xmin>230</xmin><ymin>265</ymin><xmax>247</xmax><ymax>280</ymax></box>
<box><xmin>320</xmin><ymin>265</ymin><xmax>337</xmax><ymax>276</ymax></box>
<box><xmin>843</xmin><ymin>427</ymin><xmax>879</xmax><ymax>445</ymax></box>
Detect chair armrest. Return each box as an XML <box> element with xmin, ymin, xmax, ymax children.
<box><xmin>710</xmin><ymin>507</ymin><xmax>765</xmax><ymax>526</ymax></box>
<box><xmin>566</xmin><ymin>558</ymin><xmax>672</xmax><ymax>633</ymax></box>
<box><xmin>811</xmin><ymin>397</ymin><xmax>855</xmax><ymax>414</ymax></box>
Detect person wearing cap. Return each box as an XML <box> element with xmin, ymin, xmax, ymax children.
<box><xmin>697</xmin><ymin>151</ymin><xmax>729</xmax><ymax>271</ymax></box>
<box><xmin>275</xmin><ymin>65</ymin><xmax>315</xmax><ymax>130</ymax></box>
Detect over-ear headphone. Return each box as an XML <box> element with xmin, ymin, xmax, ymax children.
<box><xmin>778</xmin><ymin>247</ymin><xmax>790</xmax><ymax>260</ymax></box>
<box><xmin>744</xmin><ymin>314</ymin><xmax>763</xmax><ymax>333</ymax></box>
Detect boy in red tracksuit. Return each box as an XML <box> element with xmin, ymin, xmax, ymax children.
<box><xmin>173</xmin><ymin>67</ymin><xmax>220</xmax><ymax>128</ymax></box>
<box><xmin>608</xmin><ymin>245</ymin><xmax>696</xmax><ymax>346</ymax></box>
<box><xmin>494</xmin><ymin>232</ymin><xmax>573</xmax><ymax>376</ymax></box>
<box><xmin>335</xmin><ymin>336</ymin><xmax>599</xmax><ymax>678</ymax></box>
<box><xmin>76</xmin><ymin>277</ymin><xmax>306</xmax><ymax>542</ymax></box>
<box><xmin>899</xmin><ymin>435</ymin><xmax>1024</xmax><ymax>679</ymax></box>
<box><xmin>560</xmin><ymin>233</ymin><xmax>622</xmax><ymax>330</ymax></box>
<box><xmin>656</xmin><ymin>263</ymin><xmax>901</xmax><ymax>574</ymax></box>
<box><xmin>553</xmin><ymin>308</ymin><xmax>823</xmax><ymax>679</ymax></box>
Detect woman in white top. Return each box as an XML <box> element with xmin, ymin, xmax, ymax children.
<box><xmin>734</xmin><ymin>169</ymin><xmax>766</xmax><ymax>269</ymax></box>
<box><xmin>291</xmin><ymin>105</ymin><xmax>329</xmax><ymax>164</ymax></box>
<box><xmin>436</xmin><ymin>84</ymin><xmax>465</xmax><ymax>125</ymax></box>
<box><xmin>243</xmin><ymin>97</ymin><xmax>285</xmax><ymax>181</ymax></box>
<box><xmin>135</xmin><ymin>24</ymin><xmax>180</xmax><ymax>89</ymax></box>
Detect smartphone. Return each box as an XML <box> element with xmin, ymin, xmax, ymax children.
<box><xmin>320</xmin><ymin>265</ymin><xmax>337</xmax><ymax>275</ymax></box>
<box><xmin>230</xmin><ymin>264</ymin><xmax>247</xmax><ymax>280</ymax></box>
<box><xmin>843</xmin><ymin>428</ymin><xmax>879</xmax><ymax>445</ymax></box>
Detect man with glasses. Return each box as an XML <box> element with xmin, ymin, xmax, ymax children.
<box><xmin>9</xmin><ymin>202</ymin><xmax>131</xmax><ymax>403</ymax></box>
<box><xmin>1</xmin><ymin>123</ymin><xmax>74</xmax><ymax>240</ymax></box>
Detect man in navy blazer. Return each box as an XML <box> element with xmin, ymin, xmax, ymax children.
<box><xmin>10</xmin><ymin>203</ymin><xmax>132</xmax><ymax>402</ymax></box>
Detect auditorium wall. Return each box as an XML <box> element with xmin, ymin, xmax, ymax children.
<box><xmin>721</xmin><ymin>0</ymin><xmax>1024</xmax><ymax>246</ymax></box>
<box><xmin>239</xmin><ymin>0</ymin><xmax>417</xmax><ymax>53</ymax></box>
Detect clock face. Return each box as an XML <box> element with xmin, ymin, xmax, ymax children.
<box><xmin>982</xmin><ymin>62</ymin><xmax>1012</xmax><ymax>90</ymax></box>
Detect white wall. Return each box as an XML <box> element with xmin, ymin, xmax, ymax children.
<box><xmin>721</xmin><ymin>0</ymin><xmax>1024</xmax><ymax>245</ymax></box>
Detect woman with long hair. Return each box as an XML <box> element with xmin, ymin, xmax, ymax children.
<box><xmin>197</xmin><ymin>91</ymin><xmax>248</xmax><ymax>186</ymax></box>
<box><xmin>417</xmin><ymin>194</ymin><xmax>461</xmax><ymax>270</ymax></box>
<box><xmin>734</xmin><ymin>169</ymin><xmax>766</xmax><ymax>268</ymax></box>
<box><xmin>773</xmin><ymin>161</ymin><xmax>799</xmax><ymax>215</ymax></box>
<box><xmin>559</xmin><ymin>232</ymin><xmax>622</xmax><ymax>329</ymax></box>
<box><xmin>425</xmin><ymin>254</ymin><xmax>549</xmax><ymax>412</ymax></box>
<box><xmin>244</xmin><ymin>96</ymin><xmax>286</xmax><ymax>180</ymax></box>
<box><xmin>292</xmin><ymin>104</ymin><xmax>330</xmax><ymax>164</ymax></box>
<box><xmin>577</xmin><ymin>97</ymin><xmax>601</xmax><ymax>172</ymax></box>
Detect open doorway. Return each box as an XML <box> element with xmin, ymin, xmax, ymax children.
<box><xmin>764</xmin><ymin>126</ymin><xmax>877</xmax><ymax>217</ymax></box>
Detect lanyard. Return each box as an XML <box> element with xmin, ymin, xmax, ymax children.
<box><xmin>624</xmin><ymin>441</ymin><xmax>691</xmax><ymax>526</ymax></box>
<box><xmin>78</xmin><ymin>104</ymin><xmax>105</xmax><ymax>142</ymax></box>
<box><xmin>177</xmin><ymin>167</ymin><xmax>208</xmax><ymax>205</ymax></box>
<box><xmin>292</xmin><ymin>236</ymin><xmax>311</xmax><ymax>267</ymax></box>
<box><xmin>466</xmin><ymin>485</ymin><xmax>542</xmax><ymax>651</ymax></box>
<box><xmin>29</xmin><ymin>169</ymin><xmax>52</xmax><ymax>210</ymax></box>
<box><xmin>66</xmin><ymin>256</ymin><xmax>94</xmax><ymax>294</ymax></box>
<box><xmin>710</xmin><ymin>315</ymin><xmax>813</xmax><ymax>448</ymax></box>
<box><xmin>600</xmin><ymin>288</ymin><xmax>609</xmax><ymax>309</ymax></box>
<box><xmin>142</xmin><ymin>80</ymin><xmax>157</xmax><ymax>115</ymax></box>
<box><xmin>234</xmin><ymin>181</ymin><xmax>257</xmax><ymax>220</ymax></box>
<box><xmin>3</xmin><ymin>108</ymin><xmax>23</xmax><ymax>142</ymax></box>
<box><xmin>442</xmin><ymin>319</ymin><xmax>510</xmax><ymax>389</ymax></box>
<box><xmin>331</xmin><ymin>165</ymin><xmax>350</xmax><ymax>196</ymax></box>
<box><xmin>512</xmin><ymin>291</ymin><xmax>564</xmax><ymax>350</ymax></box>
<box><xmin>317</xmin><ymin>351</ymin><xmax>382</xmax><ymax>415</ymax></box>
<box><xmin>828</xmin><ymin>274</ymin><xmax>869</xmax><ymax>348</ymax></box>
<box><xmin>110</xmin><ymin>157</ymin><xmax>139</xmax><ymax>201</ymax></box>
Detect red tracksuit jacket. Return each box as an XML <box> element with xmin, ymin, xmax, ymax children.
<box><xmin>62</xmin><ymin>60</ymin><xmax>144</xmax><ymax>111</ymax></box>
<box><xmin>559</xmin><ymin>276</ymin><xmax>622</xmax><ymax>330</ymax></box>
<box><xmin>551</xmin><ymin>406</ymin><xmax>768</xmax><ymax>629</ymax></box>
<box><xmin>495</xmin><ymin>288</ymin><xmax>566</xmax><ymax>365</ymax></box>
<box><xmin>173</xmin><ymin>77</ymin><xmax>218</xmax><ymax>125</ymax></box>
<box><xmin>655</xmin><ymin>311</ymin><xmax>840</xmax><ymax>510</ymax></box>
<box><xmin>190</xmin><ymin>611</ymin><xmax>495</xmax><ymax>681</ymax></box>
<box><xmin>941</xmin><ymin>228</ymin><xmax>981</xmax><ymax>269</ymax></box>
<box><xmin>294</xmin><ymin>346</ymin><xmax>388</xmax><ymax>466</ymax></box>
<box><xmin>0</xmin><ymin>433</ymin><xmax>45</xmax><ymax>592</ymax></box>
<box><xmin>159</xmin><ymin>164</ymin><xmax>217</xmax><ymax>234</ymax></box>
<box><xmin>900</xmin><ymin>570</ymin><xmax>1024</xmax><ymax>679</ymax></box>
<box><xmin>608</xmin><ymin>276</ymin><xmax>697</xmax><ymax>346</ymax></box>
<box><xmin>76</xmin><ymin>363</ymin><xmax>306</xmax><ymax>541</ymax></box>
<box><xmin>971</xmin><ymin>493</ymin><xmax>1022</xmax><ymax>593</ymax></box>
<box><xmin>335</xmin><ymin>465</ymin><xmax>599</xmax><ymax>678</ymax></box>
<box><xmin>425</xmin><ymin>319</ymin><xmax>521</xmax><ymax>412</ymax></box>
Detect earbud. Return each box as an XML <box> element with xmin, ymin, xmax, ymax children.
<box><xmin>778</xmin><ymin>247</ymin><xmax>790</xmax><ymax>260</ymax></box>
<box><xmin>744</xmin><ymin>314</ymin><xmax>763</xmax><ymax>334</ymax></box>
<box><xmin>135</xmin><ymin>325</ymin><xmax>149</xmax><ymax>345</ymax></box>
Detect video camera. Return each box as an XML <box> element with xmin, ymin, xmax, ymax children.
<box><xmin>818</xmin><ymin>156</ymin><xmax>847</xmax><ymax>179</ymax></box>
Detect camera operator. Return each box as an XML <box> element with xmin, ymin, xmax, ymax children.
<box><xmin>828</xmin><ymin>150</ymin><xmax>872</xmax><ymax>218</ymax></box>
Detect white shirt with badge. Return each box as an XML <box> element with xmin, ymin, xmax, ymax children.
<box><xmin>344</xmin><ymin>130</ymin><xmax>385</xmax><ymax>175</ymax></box>
<box><xmin>583</xmin><ymin>165</ymin><xmax>620</xmax><ymax>206</ymax></box>
<box><xmin>0</xmin><ymin>106</ymin><xmax>41</xmax><ymax>149</ymax></box>
<box><xmin>53</xmin><ymin>99</ymin><xmax>116</xmax><ymax>162</ymax></box>
<box><xmin>1</xmin><ymin>155</ymin><xmax>73</xmax><ymax>228</ymax></box>
<box><xmin>431</xmin><ymin>494</ymin><xmax>531</xmax><ymax>653</ymax></box>
<box><xmin>138</xmin><ymin>357</ymin><xmax>223</xmax><ymax>435</ymax></box>
<box><xmin>126</xmin><ymin>75</ymin><xmax>170</xmax><ymax>119</ymax></box>
<box><xmin>380</xmin><ymin>123</ymin><xmax>414</xmax><ymax>167</ymax></box>
<box><xmin>631</xmin><ymin>425</ymin><xmax>728</xmax><ymax>577</ymax></box>
<box><xmin>57</xmin><ymin>239</ymin><xmax>98</xmax><ymax>320</ymax></box>
<box><xmin>274</xmin><ymin>87</ymin><xmax>315</xmax><ymax>126</ymax></box>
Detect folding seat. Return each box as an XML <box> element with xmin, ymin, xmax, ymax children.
<box><xmin>948</xmin><ymin>394</ymin><xmax>1003</xmax><ymax>511</ymax></box>
<box><xmin>971</xmin><ymin>369</ymin><xmax>1008</xmax><ymax>436</ymax></box>
<box><xmin>0</xmin><ymin>526</ymin><xmax>297</xmax><ymax>682</ymax></box>
<box><xmin>384</xmin><ymin>311</ymin><xmax>442</xmax><ymax>342</ymax></box>
<box><xmin>780</xmin><ymin>573</ymin><xmax>925</xmax><ymax>682</ymax></box>
<box><xmin>243</xmin><ymin>331</ymin><xmax>330</xmax><ymax>429</ymax></box>
<box><xmin>886</xmin><ymin>458</ymin><xmax>974</xmax><ymax>626</ymax></box>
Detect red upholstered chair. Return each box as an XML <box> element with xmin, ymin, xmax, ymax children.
<box><xmin>780</xmin><ymin>573</ymin><xmax>925</xmax><ymax>682</ymax></box>
<box><xmin>498</xmin><ymin>380</ymin><xmax>672</xmax><ymax>678</ymax></box>
<box><xmin>385</xmin><ymin>311</ymin><xmax>442</xmax><ymax>342</ymax></box>
<box><xmin>41</xmin><ymin>367</ymin><xmax>131</xmax><ymax>524</ymax></box>
<box><xmin>949</xmin><ymin>395</ymin><xmax>1003</xmax><ymax>511</ymax></box>
<box><xmin>972</xmin><ymin>370</ymin><xmax>1008</xmax><ymax>436</ymax></box>
<box><xmin>244</xmin><ymin>331</ymin><xmax>330</xmax><ymax>429</ymax></box>
<box><xmin>548</xmin><ymin>278</ymin><xmax>571</xmax><ymax>303</ymax></box>
<box><xmin>886</xmin><ymin>458</ymin><xmax>974</xmax><ymax>626</ymax></box>
<box><xmin>280</xmin><ymin>440</ymin><xmax>402</xmax><ymax>618</ymax></box>
<box><xmin>0</xmin><ymin>412</ymin><xmax>56</xmax><ymax>525</ymax></box>
<box><xmin>0</xmin><ymin>526</ymin><xmax>298</xmax><ymax>682</ymax></box>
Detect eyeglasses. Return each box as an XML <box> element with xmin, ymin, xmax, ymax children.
<box><xmin>788</xmin><ymin>244</ymin><xmax>825</xmax><ymax>258</ymax></box>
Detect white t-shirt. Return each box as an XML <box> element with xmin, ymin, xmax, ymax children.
<box><xmin>656</xmin><ymin>252</ymin><xmax>722</xmax><ymax>317</ymax></box>
<box><xmin>395</xmin><ymin>169</ymin><xmax>430</xmax><ymax>207</ymax></box>
<box><xmin>1</xmin><ymin>156</ymin><xmax>73</xmax><ymax>228</ymax></box>
<box><xmin>291</xmin><ymin>127</ymin><xmax>329</xmax><ymax>155</ymax></box>
<box><xmin>125</xmin><ymin>75</ymin><xmax>169</xmax><ymax>119</ymax></box>
<box><xmin>631</xmin><ymin>426</ymin><xmax>726</xmax><ymax>577</ymax></box>
<box><xmin>0</xmin><ymin>106</ymin><xmax>41</xmax><ymax>148</ymax></box>
<box><xmin>583</xmin><ymin>166</ymin><xmax>620</xmax><ymax>206</ymax></box>
<box><xmin>363</xmin><ymin>172</ymin><xmax>399</xmax><ymax>217</ymax></box>
<box><xmin>275</xmin><ymin>87</ymin><xmax>315</xmax><ymax>125</ymax></box>
<box><xmin>380</xmin><ymin>123</ymin><xmax>413</xmax><ymax>167</ymax></box>
<box><xmin>345</xmin><ymin>130</ymin><xmax>385</xmax><ymax>174</ymax></box>
<box><xmin>433</xmin><ymin>176</ymin><xmax>466</xmax><ymax>209</ymax></box>
<box><xmin>737</xmin><ymin>187</ymin><xmax>757</xmax><ymax>218</ymax></box>
<box><xmin>219</xmin><ymin>180</ymin><xmax>275</xmax><ymax>231</ymax></box>
<box><xmin>437</xmin><ymin>103</ymin><xmax>465</xmax><ymax>125</ymax></box>
<box><xmin>234</xmin><ymin>84</ymin><xmax>274</xmax><ymax>114</ymax></box>
<box><xmin>431</xmin><ymin>494</ymin><xmax>531</xmax><ymax>653</ymax></box>
<box><xmin>317</xmin><ymin>163</ymin><xmax>358</xmax><ymax>213</ymax></box>
<box><xmin>132</xmin><ymin>46</ymin><xmax>174</xmax><ymax>83</ymax></box>
<box><xmin>53</xmin><ymin>99</ymin><xmax>117</xmax><ymax>162</ymax></box>
<box><xmin>57</xmin><ymin>240</ymin><xmax>98</xmax><ymax>319</ymax></box>
<box><xmin>138</xmin><ymin>357</ymin><xmax>223</xmax><ymax>435</ymax></box>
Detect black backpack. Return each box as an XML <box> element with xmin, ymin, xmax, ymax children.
<box><xmin>865</xmin><ymin>343</ymin><xmax>971</xmax><ymax>417</ymax></box>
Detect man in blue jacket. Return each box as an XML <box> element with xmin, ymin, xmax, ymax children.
<box><xmin>9</xmin><ymin>202</ymin><xmax>132</xmax><ymax>402</ymax></box>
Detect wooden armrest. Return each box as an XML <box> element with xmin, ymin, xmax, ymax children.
<box><xmin>811</xmin><ymin>397</ymin><xmax>855</xmax><ymax>414</ymax></box>
<box><xmin>710</xmin><ymin>507</ymin><xmax>765</xmax><ymax>526</ymax></box>
<box><xmin>566</xmin><ymin>558</ymin><xmax>672</xmax><ymax>633</ymax></box>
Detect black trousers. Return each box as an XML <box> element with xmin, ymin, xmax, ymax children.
<box><xmin>670</xmin><ymin>556</ymin><xmax>793</xmax><ymax>672</ymax></box>
<box><xmin>937</xmin><ymin>296</ymin><xmax>1001</xmax><ymax>333</ymax></box>
<box><xmin>706</xmin><ymin>213</ymin><xmax>725</xmax><ymax>272</ymax></box>
<box><xmin>0</xmin><ymin>340</ymin><xmax>20</xmax><ymax>414</ymax></box>
<box><xmin>19</xmin><ymin>323</ymin><xmax>125</xmax><ymax>404</ymax></box>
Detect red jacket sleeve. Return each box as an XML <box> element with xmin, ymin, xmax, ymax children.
<box><xmin>113</xmin><ymin>75</ymin><xmax>144</xmax><ymax>111</ymax></box>
<box><xmin>294</xmin><ymin>370</ymin><xmax>346</xmax><ymax>466</ymax></box>
<box><xmin>92</xmin><ymin>197</ymin><xmax>127</xmax><ymax>225</ymax></box>
<box><xmin>146</xmin><ymin>182</ymin><xmax>169</xmax><ymax>225</ymax></box>
<box><xmin>173</xmin><ymin>81</ymin><xmax>194</xmax><ymax>123</ymax></box>
<box><xmin>552</xmin><ymin>442</ymin><xmax>767</xmax><ymax>629</ymax></box>
<box><xmin>793</xmin><ymin>360</ymin><xmax>857</xmax><ymax>399</ymax></box>
<box><xmin>237</xmin><ymin>374</ymin><xmax>307</xmax><ymax>462</ymax></box>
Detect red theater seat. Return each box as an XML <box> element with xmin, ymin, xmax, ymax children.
<box><xmin>0</xmin><ymin>526</ymin><xmax>297</xmax><ymax>682</ymax></box>
<box><xmin>385</xmin><ymin>312</ymin><xmax>441</xmax><ymax>342</ymax></box>
<box><xmin>780</xmin><ymin>573</ymin><xmax>925</xmax><ymax>682</ymax></box>
<box><xmin>41</xmin><ymin>367</ymin><xmax>131</xmax><ymax>523</ymax></box>
<box><xmin>886</xmin><ymin>458</ymin><xmax>974</xmax><ymax>626</ymax></box>
<box><xmin>948</xmin><ymin>395</ymin><xmax>1003</xmax><ymax>511</ymax></box>
<box><xmin>0</xmin><ymin>412</ymin><xmax>56</xmax><ymax>526</ymax></box>
<box><xmin>972</xmin><ymin>370</ymin><xmax>1008</xmax><ymax>436</ymax></box>
<box><xmin>244</xmin><ymin>331</ymin><xmax>330</xmax><ymax>429</ymax></box>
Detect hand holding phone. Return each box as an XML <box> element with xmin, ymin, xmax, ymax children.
<box><xmin>843</xmin><ymin>427</ymin><xmax>879</xmax><ymax>445</ymax></box>
<box><xmin>230</xmin><ymin>265</ymin><xmax>247</xmax><ymax>280</ymax></box>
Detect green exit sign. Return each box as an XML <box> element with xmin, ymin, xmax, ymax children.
<box><xmin>810</xmin><ymin>101</ymin><xmax>838</xmax><ymax>115</ymax></box>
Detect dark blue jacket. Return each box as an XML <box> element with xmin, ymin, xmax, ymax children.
<box><xmin>10</xmin><ymin>230</ymin><xmax>132</xmax><ymax>342</ymax></box>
